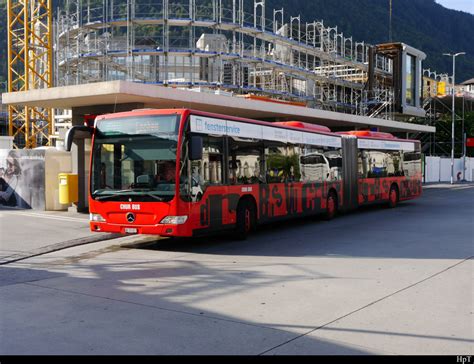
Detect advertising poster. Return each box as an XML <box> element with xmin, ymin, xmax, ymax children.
<box><xmin>0</xmin><ymin>149</ymin><xmax>45</xmax><ymax>209</ymax></box>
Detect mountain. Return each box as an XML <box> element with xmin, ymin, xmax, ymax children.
<box><xmin>1</xmin><ymin>0</ymin><xmax>473</xmax><ymax>89</ymax></box>
<box><xmin>265</xmin><ymin>0</ymin><xmax>474</xmax><ymax>82</ymax></box>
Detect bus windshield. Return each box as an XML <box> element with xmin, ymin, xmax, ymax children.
<box><xmin>91</xmin><ymin>114</ymin><xmax>180</xmax><ymax>202</ymax></box>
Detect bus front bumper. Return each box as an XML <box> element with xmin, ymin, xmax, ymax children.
<box><xmin>90</xmin><ymin>222</ymin><xmax>192</xmax><ymax>237</ymax></box>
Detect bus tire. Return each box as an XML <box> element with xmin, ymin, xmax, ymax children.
<box><xmin>388</xmin><ymin>184</ymin><xmax>399</xmax><ymax>208</ymax></box>
<box><xmin>235</xmin><ymin>199</ymin><xmax>256</xmax><ymax>240</ymax></box>
<box><xmin>325</xmin><ymin>191</ymin><xmax>338</xmax><ymax>220</ymax></box>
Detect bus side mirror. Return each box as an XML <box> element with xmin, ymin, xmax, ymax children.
<box><xmin>65</xmin><ymin>125</ymin><xmax>94</xmax><ymax>152</ymax></box>
<box><xmin>190</xmin><ymin>136</ymin><xmax>203</xmax><ymax>160</ymax></box>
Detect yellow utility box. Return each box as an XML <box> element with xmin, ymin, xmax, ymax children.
<box><xmin>58</xmin><ymin>173</ymin><xmax>79</xmax><ymax>204</ymax></box>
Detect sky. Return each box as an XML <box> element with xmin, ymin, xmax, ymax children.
<box><xmin>436</xmin><ymin>0</ymin><xmax>474</xmax><ymax>14</ymax></box>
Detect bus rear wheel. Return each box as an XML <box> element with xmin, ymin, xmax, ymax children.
<box><xmin>388</xmin><ymin>185</ymin><xmax>399</xmax><ymax>208</ymax></box>
<box><xmin>325</xmin><ymin>191</ymin><xmax>337</xmax><ymax>220</ymax></box>
<box><xmin>235</xmin><ymin>199</ymin><xmax>256</xmax><ymax>240</ymax></box>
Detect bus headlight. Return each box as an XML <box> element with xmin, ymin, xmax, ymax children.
<box><xmin>90</xmin><ymin>213</ymin><xmax>106</xmax><ymax>222</ymax></box>
<box><xmin>160</xmin><ymin>216</ymin><xmax>188</xmax><ymax>225</ymax></box>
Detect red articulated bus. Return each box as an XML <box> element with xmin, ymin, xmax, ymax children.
<box><xmin>66</xmin><ymin>109</ymin><xmax>422</xmax><ymax>239</ymax></box>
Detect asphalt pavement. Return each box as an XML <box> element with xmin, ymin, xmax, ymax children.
<box><xmin>0</xmin><ymin>207</ymin><xmax>119</xmax><ymax>264</ymax></box>
<box><xmin>0</xmin><ymin>183</ymin><xmax>472</xmax><ymax>355</ymax></box>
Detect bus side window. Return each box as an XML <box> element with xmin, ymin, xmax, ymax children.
<box><xmin>402</xmin><ymin>152</ymin><xmax>421</xmax><ymax>178</ymax></box>
<box><xmin>366</xmin><ymin>151</ymin><xmax>386</xmax><ymax>178</ymax></box>
<box><xmin>228</xmin><ymin>137</ymin><xmax>264</xmax><ymax>185</ymax></box>
<box><xmin>265</xmin><ymin>142</ymin><xmax>301</xmax><ymax>183</ymax></box>
<box><xmin>193</xmin><ymin>136</ymin><xmax>224</xmax><ymax>193</ymax></box>
<box><xmin>182</xmin><ymin>135</ymin><xmax>224</xmax><ymax>202</ymax></box>
<box><xmin>300</xmin><ymin>146</ymin><xmax>336</xmax><ymax>182</ymax></box>
<box><xmin>388</xmin><ymin>151</ymin><xmax>403</xmax><ymax>177</ymax></box>
<box><xmin>358</xmin><ymin>151</ymin><xmax>368</xmax><ymax>179</ymax></box>
<box><xmin>286</xmin><ymin>144</ymin><xmax>301</xmax><ymax>182</ymax></box>
<box><xmin>324</xmin><ymin>149</ymin><xmax>343</xmax><ymax>181</ymax></box>
<box><xmin>265</xmin><ymin>142</ymin><xmax>287</xmax><ymax>183</ymax></box>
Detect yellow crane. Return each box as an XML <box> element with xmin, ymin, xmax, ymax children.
<box><xmin>7</xmin><ymin>0</ymin><xmax>53</xmax><ymax>148</ymax></box>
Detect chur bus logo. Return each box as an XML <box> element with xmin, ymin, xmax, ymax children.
<box><xmin>126</xmin><ymin>212</ymin><xmax>136</xmax><ymax>223</ymax></box>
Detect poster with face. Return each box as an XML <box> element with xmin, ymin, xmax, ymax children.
<box><xmin>0</xmin><ymin>149</ymin><xmax>45</xmax><ymax>209</ymax></box>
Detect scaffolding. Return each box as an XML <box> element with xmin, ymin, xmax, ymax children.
<box><xmin>7</xmin><ymin>0</ymin><xmax>54</xmax><ymax>148</ymax></box>
<box><xmin>420</xmin><ymin>69</ymin><xmax>474</xmax><ymax>157</ymax></box>
<box><xmin>54</xmin><ymin>0</ymin><xmax>396</xmax><ymax>119</ymax></box>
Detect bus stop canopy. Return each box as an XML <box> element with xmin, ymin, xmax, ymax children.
<box><xmin>2</xmin><ymin>80</ymin><xmax>435</xmax><ymax>134</ymax></box>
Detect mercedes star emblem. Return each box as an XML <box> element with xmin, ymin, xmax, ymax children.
<box><xmin>126</xmin><ymin>212</ymin><xmax>136</xmax><ymax>223</ymax></box>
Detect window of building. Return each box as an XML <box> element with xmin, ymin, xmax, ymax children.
<box><xmin>406</xmin><ymin>54</ymin><xmax>417</xmax><ymax>106</ymax></box>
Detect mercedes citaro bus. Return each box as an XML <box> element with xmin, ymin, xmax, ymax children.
<box><xmin>66</xmin><ymin>109</ymin><xmax>422</xmax><ymax>239</ymax></box>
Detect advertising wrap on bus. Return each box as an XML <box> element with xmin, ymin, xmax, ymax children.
<box><xmin>190</xmin><ymin>115</ymin><xmax>342</xmax><ymax>148</ymax></box>
<box><xmin>357</xmin><ymin>138</ymin><xmax>415</xmax><ymax>152</ymax></box>
<box><xmin>85</xmin><ymin>109</ymin><xmax>422</xmax><ymax>239</ymax></box>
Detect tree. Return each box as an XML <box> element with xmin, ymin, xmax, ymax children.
<box><xmin>434</xmin><ymin>110</ymin><xmax>474</xmax><ymax>157</ymax></box>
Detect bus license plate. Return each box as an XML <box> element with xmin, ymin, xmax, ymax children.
<box><xmin>125</xmin><ymin>228</ymin><xmax>138</xmax><ymax>234</ymax></box>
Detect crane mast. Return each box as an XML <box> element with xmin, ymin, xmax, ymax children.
<box><xmin>7</xmin><ymin>0</ymin><xmax>53</xmax><ymax>148</ymax></box>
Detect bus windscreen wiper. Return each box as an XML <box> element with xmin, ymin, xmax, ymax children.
<box><xmin>95</xmin><ymin>192</ymin><xmax>130</xmax><ymax>201</ymax></box>
<box><xmin>136</xmin><ymin>192</ymin><xmax>166</xmax><ymax>201</ymax></box>
<box><xmin>94</xmin><ymin>190</ymin><xmax>166</xmax><ymax>201</ymax></box>
<box><xmin>93</xmin><ymin>189</ymin><xmax>134</xmax><ymax>201</ymax></box>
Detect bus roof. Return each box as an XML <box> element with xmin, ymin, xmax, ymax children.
<box><xmin>336</xmin><ymin>130</ymin><xmax>396</xmax><ymax>139</ymax></box>
<box><xmin>96</xmin><ymin>108</ymin><xmax>338</xmax><ymax>137</ymax></box>
<box><xmin>336</xmin><ymin>130</ymin><xmax>420</xmax><ymax>144</ymax></box>
<box><xmin>273</xmin><ymin>121</ymin><xmax>331</xmax><ymax>133</ymax></box>
<box><xmin>96</xmin><ymin>109</ymin><xmax>420</xmax><ymax>144</ymax></box>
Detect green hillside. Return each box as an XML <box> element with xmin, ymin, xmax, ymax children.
<box><xmin>265</xmin><ymin>0</ymin><xmax>474</xmax><ymax>82</ymax></box>
<box><xmin>1</xmin><ymin>0</ymin><xmax>473</xmax><ymax>90</ymax></box>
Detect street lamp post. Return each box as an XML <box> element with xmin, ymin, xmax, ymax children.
<box><xmin>443</xmin><ymin>52</ymin><xmax>465</xmax><ymax>184</ymax></box>
<box><xmin>462</xmin><ymin>95</ymin><xmax>466</xmax><ymax>181</ymax></box>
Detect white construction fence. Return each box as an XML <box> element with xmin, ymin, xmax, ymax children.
<box><xmin>424</xmin><ymin>156</ymin><xmax>473</xmax><ymax>183</ymax></box>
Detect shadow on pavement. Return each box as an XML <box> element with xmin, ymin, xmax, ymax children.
<box><xmin>1</xmin><ymin>186</ymin><xmax>472</xmax><ymax>354</ymax></box>
<box><xmin>126</xmin><ymin>186</ymin><xmax>474</xmax><ymax>260</ymax></box>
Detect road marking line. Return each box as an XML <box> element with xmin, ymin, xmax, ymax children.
<box><xmin>0</xmin><ymin>233</ymin><xmax>122</xmax><ymax>265</ymax></box>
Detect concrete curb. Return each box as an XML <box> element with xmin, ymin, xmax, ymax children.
<box><xmin>0</xmin><ymin>233</ymin><xmax>123</xmax><ymax>265</ymax></box>
<box><xmin>422</xmin><ymin>182</ymin><xmax>474</xmax><ymax>190</ymax></box>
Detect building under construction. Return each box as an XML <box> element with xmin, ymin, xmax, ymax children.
<box><xmin>6</xmin><ymin>0</ymin><xmax>434</xmax><ymax>151</ymax></box>
<box><xmin>54</xmin><ymin>0</ymin><xmax>426</xmax><ymax>120</ymax></box>
<box><xmin>5</xmin><ymin>0</ymin><xmax>440</xmax><ymax>211</ymax></box>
